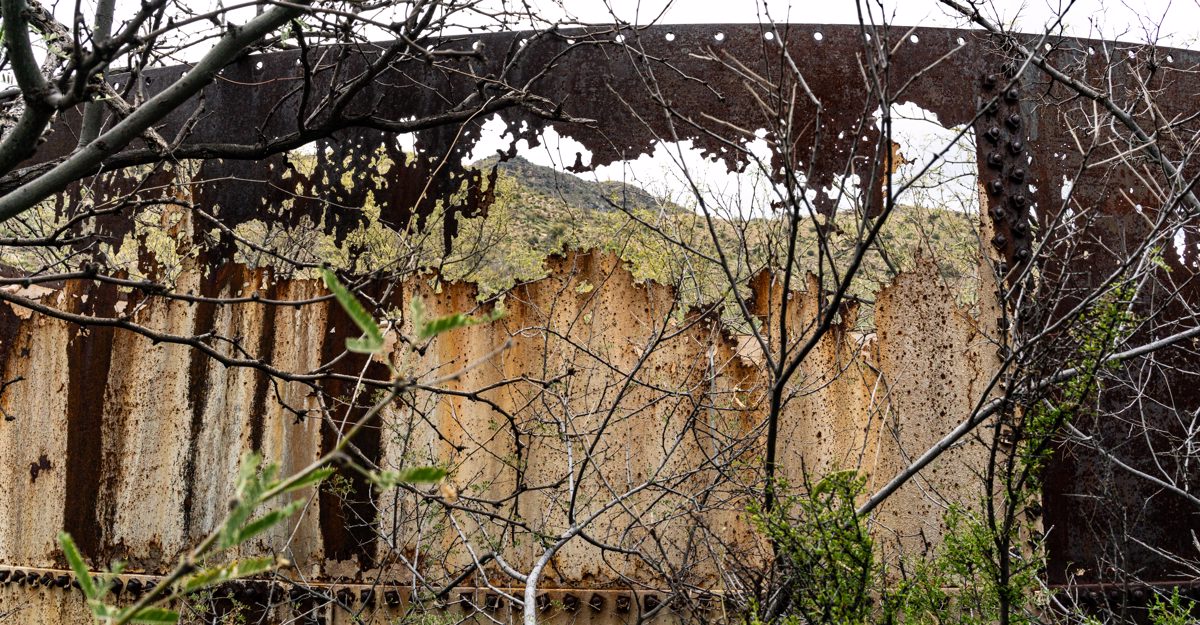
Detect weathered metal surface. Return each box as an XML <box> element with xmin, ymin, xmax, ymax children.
<box><xmin>0</xmin><ymin>21</ymin><xmax>1198</xmax><ymax>621</ymax></box>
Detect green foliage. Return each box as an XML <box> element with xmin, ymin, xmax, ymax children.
<box><xmin>1148</xmin><ymin>588</ymin><xmax>1198</xmax><ymax>625</ymax></box>
<box><xmin>409</xmin><ymin>296</ymin><xmax>504</xmax><ymax>340</ymax></box>
<box><xmin>321</xmin><ymin>268</ymin><xmax>384</xmax><ymax>353</ymax></box>
<box><xmin>749</xmin><ymin>472</ymin><xmax>875</xmax><ymax>625</ymax></box>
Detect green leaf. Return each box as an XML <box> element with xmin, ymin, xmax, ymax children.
<box><xmin>179</xmin><ymin>557</ymin><xmax>277</xmax><ymax>594</ymax></box>
<box><xmin>122</xmin><ymin>606</ymin><xmax>180</xmax><ymax>624</ymax></box>
<box><xmin>321</xmin><ymin>268</ymin><xmax>384</xmax><ymax>353</ymax></box>
<box><xmin>278</xmin><ymin>467</ymin><xmax>335</xmax><ymax>495</ymax></box>
<box><xmin>411</xmin><ymin>297</ymin><xmax>504</xmax><ymax>340</ymax></box>
<box><xmin>226</xmin><ymin>500</ymin><xmax>305</xmax><ymax>548</ymax></box>
<box><xmin>370</xmin><ymin>466</ymin><xmax>447</xmax><ymax>489</ymax></box>
<box><xmin>58</xmin><ymin>532</ymin><xmax>97</xmax><ymax>599</ymax></box>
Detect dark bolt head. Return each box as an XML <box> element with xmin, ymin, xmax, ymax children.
<box><xmin>484</xmin><ymin>593</ymin><xmax>501</xmax><ymax>611</ymax></box>
<box><xmin>992</xmin><ymin>234</ymin><xmax>1008</xmax><ymax>249</ymax></box>
<box><xmin>143</xmin><ymin>580</ymin><xmax>157</xmax><ymax>594</ymax></box>
<box><xmin>1015</xmin><ymin>247</ymin><xmax>1031</xmax><ymax>260</ymax></box>
<box><xmin>988</xmin><ymin>179</ymin><xmax>1005</xmax><ymax>195</ymax></box>
<box><xmin>563</xmin><ymin>594</ymin><xmax>581</xmax><ymax>612</ymax></box>
<box><xmin>289</xmin><ymin>586</ymin><xmax>306</xmax><ymax>602</ymax></box>
<box><xmin>10</xmin><ymin>570</ymin><xmax>24</xmax><ymax>583</ymax></box>
<box><xmin>616</xmin><ymin>595</ymin><xmax>632</xmax><ymax>613</ymax></box>
<box><xmin>384</xmin><ymin>590</ymin><xmax>401</xmax><ymax>607</ymax></box>
<box><xmin>338</xmin><ymin>588</ymin><xmax>356</xmax><ymax>605</ymax></box>
<box><xmin>589</xmin><ymin>594</ymin><xmax>605</xmax><ymax>611</ymax></box>
<box><xmin>55</xmin><ymin>575</ymin><xmax>70</xmax><ymax>588</ymax></box>
<box><xmin>984</xmin><ymin>126</ymin><xmax>1001</xmax><ymax>144</ymax></box>
<box><xmin>990</xmin><ymin>207</ymin><xmax>1007</xmax><ymax>222</ymax></box>
<box><xmin>110</xmin><ymin>578</ymin><xmax>124</xmax><ymax>594</ymax></box>
<box><xmin>1005</xmin><ymin>87</ymin><xmax>1020</xmax><ymax>102</ymax></box>
<box><xmin>1008</xmin><ymin>139</ymin><xmax>1024</xmax><ymax>154</ymax></box>
<box><xmin>987</xmin><ymin>152</ymin><xmax>1004</xmax><ymax>169</ymax></box>
<box><xmin>360</xmin><ymin>589</ymin><xmax>375</xmax><ymax>607</ymax></box>
<box><xmin>1010</xmin><ymin>168</ymin><xmax>1026</xmax><ymax>183</ymax></box>
<box><xmin>38</xmin><ymin>572</ymin><xmax>53</xmax><ymax>586</ymax></box>
<box><xmin>982</xmin><ymin>74</ymin><xmax>998</xmax><ymax>89</ymax></box>
<box><xmin>985</xmin><ymin>100</ymin><xmax>1000</xmax><ymax>116</ymax></box>
<box><xmin>0</xmin><ymin>570</ymin><xmax>9</xmax><ymax>583</ymax></box>
<box><xmin>536</xmin><ymin>593</ymin><xmax>552</xmax><ymax>612</ymax></box>
<box><xmin>1005</xmin><ymin>113</ymin><xmax>1022</xmax><ymax>130</ymax></box>
<box><xmin>645</xmin><ymin>594</ymin><xmax>661</xmax><ymax>611</ymax></box>
<box><xmin>1010</xmin><ymin>194</ymin><xmax>1027</xmax><ymax>208</ymax></box>
<box><xmin>71</xmin><ymin>578</ymin><xmax>81</xmax><ymax>590</ymax></box>
<box><xmin>1014</xmin><ymin>221</ymin><xmax>1029</xmax><ymax>236</ymax></box>
<box><xmin>126</xmin><ymin>579</ymin><xmax>143</xmax><ymax>596</ymax></box>
<box><xmin>1132</xmin><ymin>588</ymin><xmax>1147</xmax><ymax>602</ymax></box>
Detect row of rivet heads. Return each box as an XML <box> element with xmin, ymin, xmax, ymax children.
<box><xmin>980</xmin><ymin>60</ymin><xmax>1034</xmax><ymax>266</ymax></box>
<box><xmin>0</xmin><ymin>567</ymin><xmax>715</xmax><ymax>615</ymax></box>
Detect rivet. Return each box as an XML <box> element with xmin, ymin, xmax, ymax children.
<box><xmin>110</xmin><ymin>578</ymin><xmax>124</xmax><ymax>595</ymax></box>
<box><xmin>987</xmin><ymin>179</ymin><xmax>1005</xmax><ymax>195</ymax></box>
<box><xmin>1010</xmin><ymin>194</ymin><xmax>1027</xmax><ymax>208</ymax></box>
<box><xmin>616</xmin><ymin>595</ymin><xmax>631</xmax><ymax>613</ymax></box>
<box><xmin>1009</xmin><ymin>168</ymin><xmax>1026</xmax><ymax>183</ymax></box>
<box><xmin>484</xmin><ymin>593</ymin><xmax>501</xmax><ymax>611</ymax></box>
<box><xmin>645</xmin><ymin>594</ymin><xmax>661</xmax><ymax>611</ymax></box>
<box><xmin>1005</xmin><ymin>113</ymin><xmax>1022</xmax><ymax>130</ymax></box>
<box><xmin>1015</xmin><ymin>247</ymin><xmax>1030</xmax><ymax>260</ymax></box>
<box><xmin>126</xmin><ymin>579</ymin><xmax>143</xmax><ymax>597</ymax></box>
<box><xmin>55</xmin><ymin>575</ymin><xmax>70</xmax><ymax>588</ymax></box>
<box><xmin>143</xmin><ymin>580</ymin><xmax>157</xmax><ymax>595</ymax></box>
<box><xmin>1132</xmin><ymin>588</ymin><xmax>1147</xmax><ymax>602</ymax></box>
<box><xmin>10</xmin><ymin>570</ymin><xmax>24</xmax><ymax>584</ymax></box>
<box><xmin>289</xmin><ymin>586</ymin><xmax>306</xmax><ymax>603</ymax></box>
<box><xmin>984</xmin><ymin>126</ymin><xmax>1001</xmax><ymax>143</ymax></box>
<box><xmin>990</xmin><ymin>207</ymin><xmax>1006</xmax><ymax>222</ymax></box>
<box><xmin>563</xmin><ymin>593</ymin><xmax>580</xmax><ymax>612</ymax></box>
<box><xmin>987</xmin><ymin>152</ymin><xmax>1004</xmax><ymax>169</ymax></box>
<box><xmin>1004</xmin><ymin>87</ymin><xmax>1020</xmax><ymax>102</ymax></box>
<box><xmin>385</xmin><ymin>589</ymin><xmax>402</xmax><ymax>607</ymax></box>
<box><xmin>985</xmin><ymin>100</ymin><xmax>1000</xmax><ymax>116</ymax></box>
<box><xmin>589</xmin><ymin>594</ymin><xmax>605</xmax><ymax>611</ymax></box>
<box><xmin>982</xmin><ymin>74</ymin><xmax>998</xmax><ymax>89</ymax></box>
<box><xmin>1013</xmin><ymin>221</ymin><xmax>1029</xmax><ymax>236</ymax></box>
<box><xmin>537</xmin><ymin>593</ymin><xmax>551</xmax><ymax>612</ymax></box>
<box><xmin>1008</xmin><ymin>139</ymin><xmax>1024</xmax><ymax>154</ymax></box>
<box><xmin>992</xmin><ymin>234</ymin><xmax>1007</xmax><ymax>249</ymax></box>
<box><xmin>0</xmin><ymin>570</ymin><xmax>9</xmax><ymax>584</ymax></box>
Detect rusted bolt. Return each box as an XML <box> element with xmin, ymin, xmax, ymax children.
<box><xmin>484</xmin><ymin>593</ymin><xmax>501</xmax><ymax>611</ymax></box>
<box><xmin>563</xmin><ymin>593</ymin><xmax>580</xmax><ymax>612</ymax></box>
<box><xmin>987</xmin><ymin>152</ymin><xmax>1004</xmax><ymax>169</ymax></box>
<box><xmin>1004</xmin><ymin>87</ymin><xmax>1020</xmax><ymax>102</ymax></box>
<box><xmin>71</xmin><ymin>578</ymin><xmax>81</xmax><ymax>590</ymax></box>
<box><xmin>1010</xmin><ymin>194</ymin><xmax>1027</xmax><ymax>208</ymax></box>
<box><xmin>987</xmin><ymin>179</ymin><xmax>1005</xmax><ymax>195</ymax></box>
<box><xmin>1005</xmin><ymin>113</ymin><xmax>1022</xmax><ymax>130</ymax></box>
<box><xmin>289</xmin><ymin>586</ymin><xmax>306</xmax><ymax>603</ymax></box>
<box><xmin>1009</xmin><ymin>168</ymin><xmax>1026</xmax><ymax>183</ymax></box>
<box><xmin>110</xmin><ymin>578</ymin><xmax>124</xmax><ymax>595</ymax></box>
<box><xmin>616</xmin><ymin>594</ymin><xmax>631</xmax><ymax>613</ymax></box>
<box><xmin>55</xmin><ymin>574</ymin><xmax>70</xmax><ymax>588</ymax></box>
<box><xmin>384</xmin><ymin>589</ymin><xmax>402</xmax><ymax>607</ymax></box>
<box><xmin>982</xmin><ymin>74</ymin><xmax>998</xmax><ymax>89</ymax></box>
<box><xmin>37</xmin><ymin>572</ymin><xmax>52</xmax><ymax>586</ymax></box>
<box><xmin>338</xmin><ymin>588</ymin><xmax>356</xmax><ymax>605</ymax></box>
<box><xmin>1008</xmin><ymin>139</ymin><xmax>1024</xmax><ymax>154</ymax></box>
<box><xmin>645</xmin><ymin>594</ymin><xmax>661</xmax><ymax>611</ymax></box>
<box><xmin>984</xmin><ymin>100</ymin><xmax>1000</xmax><ymax>116</ymax></box>
<box><xmin>1015</xmin><ymin>247</ymin><xmax>1031</xmax><ymax>260</ymax></box>
<box><xmin>588</xmin><ymin>593</ymin><xmax>605</xmax><ymax>611</ymax></box>
<box><xmin>1132</xmin><ymin>588</ymin><xmax>1147</xmax><ymax>602</ymax></box>
<box><xmin>1013</xmin><ymin>221</ymin><xmax>1029</xmax><ymax>236</ymax></box>
<box><xmin>10</xmin><ymin>570</ymin><xmax>24</xmax><ymax>584</ymax></box>
<box><xmin>126</xmin><ymin>579</ymin><xmax>143</xmax><ymax>597</ymax></box>
<box><xmin>144</xmin><ymin>580</ymin><xmax>157</xmax><ymax>595</ymax></box>
<box><xmin>536</xmin><ymin>593</ymin><xmax>551</xmax><ymax>612</ymax></box>
<box><xmin>991</xmin><ymin>234</ymin><xmax>1007</xmax><ymax>249</ymax></box>
<box><xmin>0</xmin><ymin>570</ymin><xmax>9</xmax><ymax>584</ymax></box>
<box><xmin>983</xmin><ymin>126</ymin><xmax>1001</xmax><ymax>144</ymax></box>
<box><xmin>990</xmin><ymin>207</ymin><xmax>1006</xmax><ymax>222</ymax></box>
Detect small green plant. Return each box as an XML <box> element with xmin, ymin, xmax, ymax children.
<box><xmin>1148</xmin><ymin>588</ymin><xmax>1197</xmax><ymax>625</ymax></box>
